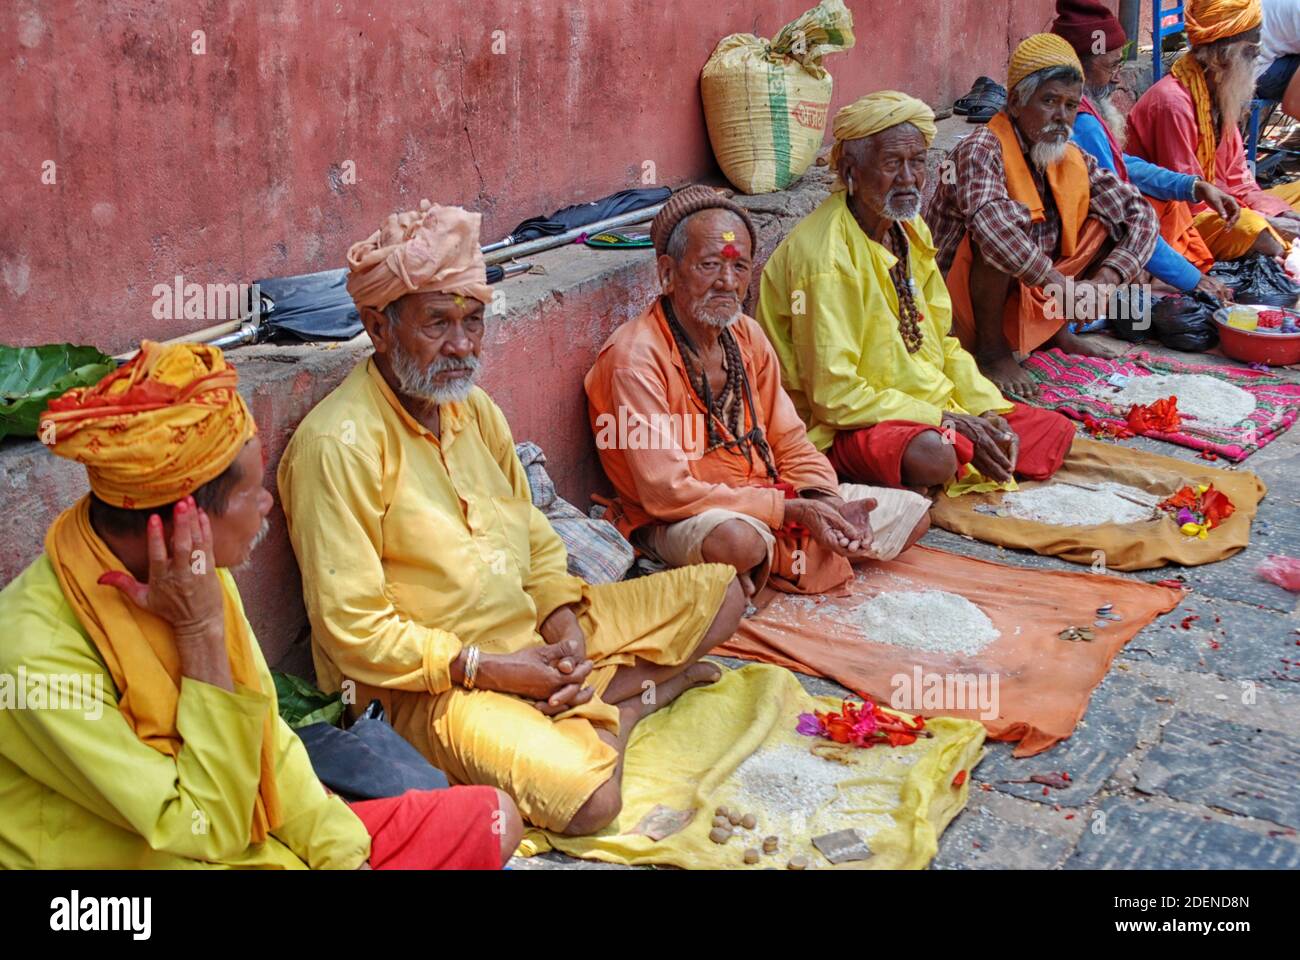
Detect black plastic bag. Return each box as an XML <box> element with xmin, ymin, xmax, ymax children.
<box><xmin>1106</xmin><ymin>285</ymin><xmax>1153</xmax><ymax>342</ymax></box>
<box><xmin>296</xmin><ymin>699</ymin><xmax>449</xmax><ymax>801</ymax></box>
<box><xmin>1208</xmin><ymin>254</ymin><xmax>1300</xmax><ymax>307</ymax></box>
<box><xmin>1149</xmin><ymin>293</ymin><xmax>1220</xmax><ymax>352</ymax></box>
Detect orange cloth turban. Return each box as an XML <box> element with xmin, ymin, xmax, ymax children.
<box><xmin>43</xmin><ymin>341</ymin><xmax>255</xmax><ymax>509</ymax></box>
<box><xmin>1185</xmin><ymin>0</ymin><xmax>1262</xmax><ymax>47</ymax></box>
<box><xmin>1007</xmin><ymin>33</ymin><xmax>1085</xmax><ymax>94</ymax></box>
<box><xmin>346</xmin><ymin>199</ymin><xmax>492</xmax><ymax>311</ymax></box>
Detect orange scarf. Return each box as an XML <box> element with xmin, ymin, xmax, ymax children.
<box><xmin>1170</xmin><ymin>52</ymin><xmax>1219</xmax><ymax>183</ymax></box>
<box><xmin>987</xmin><ymin>111</ymin><xmax>1090</xmax><ymax>257</ymax></box>
<box><xmin>45</xmin><ymin>497</ymin><xmax>282</xmax><ymax>843</ymax></box>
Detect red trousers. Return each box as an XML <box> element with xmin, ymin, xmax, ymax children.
<box><xmin>350</xmin><ymin>786</ymin><xmax>502</xmax><ymax>870</ymax></box>
<box><xmin>828</xmin><ymin>403</ymin><xmax>1073</xmax><ymax>488</ymax></box>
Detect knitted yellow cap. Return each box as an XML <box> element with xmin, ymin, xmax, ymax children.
<box><xmin>1007</xmin><ymin>33</ymin><xmax>1084</xmax><ymax>94</ymax></box>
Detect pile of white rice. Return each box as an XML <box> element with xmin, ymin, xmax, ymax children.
<box><xmin>726</xmin><ymin>742</ymin><xmax>899</xmax><ymax>842</ymax></box>
<box><xmin>838</xmin><ymin>589</ymin><xmax>1000</xmax><ymax>656</ymax></box>
<box><xmin>988</xmin><ymin>482</ymin><xmax>1158</xmax><ymax>527</ymax></box>
<box><xmin>1111</xmin><ymin>374</ymin><xmax>1257</xmax><ymax>428</ymax></box>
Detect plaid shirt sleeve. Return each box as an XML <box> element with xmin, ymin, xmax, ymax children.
<box><xmin>954</xmin><ymin>133</ymin><xmax>1057</xmax><ymax>287</ymax></box>
<box><xmin>1082</xmin><ymin>150</ymin><xmax>1161</xmax><ymax>282</ymax></box>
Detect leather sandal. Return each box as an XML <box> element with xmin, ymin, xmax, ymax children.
<box><xmin>953</xmin><ymin>76</ymin><xmax>999</xmax><ymax>115</ymax></box>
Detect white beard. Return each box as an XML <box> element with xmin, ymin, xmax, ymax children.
<box><xmin>1212</xmin><ymin>51</ymin><xmax>1256</xmax><ymax>130</ymax></box>
<box><xmin>233</xmin><ymin>518</ymin><xmax>271</xmax><ymax>571</ymax></box>
<box><xmin>882</xmin><ymin>190</ymin><xmax>923</xmax><ymax>221</ymax></box>
<box><xmin>1031</xmin><ymin>138</ymin><xmax>1070</xmax><ymax>171</ymax></box>
<box><xmin>1091</xmin><ymin>93</ymin><xmax>1128</xmax><ymax>152</ymax></box>
<box><xmin>693</xmin><ymin>296</ymin><xmax>742</xmax><ymax>328</ymax></box>
<box><xmin>390</xmin><ymin>340</ymin><xmax>481</xmax><ymax>404</ymax></box>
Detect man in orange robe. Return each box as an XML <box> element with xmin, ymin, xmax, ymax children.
<box><xmin>585</xmin><ymin>186</ymin><xmax>932</xmax><ymax>600</ymax></box>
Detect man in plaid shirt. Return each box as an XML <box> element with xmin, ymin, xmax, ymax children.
<box><xmin>926</xmin><ymin>33</ymin><xmax>1159</xmax><ymax>398</ymax></box>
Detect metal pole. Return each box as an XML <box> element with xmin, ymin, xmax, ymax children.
<box><xmin>1120</xmin><ymin>0</ymin><xmax>1141</xmax><ymax>59</ymax></box>
<box><xmin>203</xmin><ymin>262</ymin><xmax>533</xmax><ymax>348</ymax></box>
<box><xmin>482</xmin><ymin>203</ymin><xmax>665</xmax><ymax>265</ymax></box>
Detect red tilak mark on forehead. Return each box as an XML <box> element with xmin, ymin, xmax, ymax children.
<box><xmin>721</xmin><ymin>243</ymin><xmax>740</xmax><ymax>259</ymax></box>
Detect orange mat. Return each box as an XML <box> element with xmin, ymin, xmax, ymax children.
<box><xmin>721</xmin><ymin>546</ymin><xmax>1183</xmax><ymax>757</ymax></box>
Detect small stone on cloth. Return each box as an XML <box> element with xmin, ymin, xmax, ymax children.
<box><xmin>812</xmin><ymin>828</ymin><xmax>873</xmax><ymax>864</ymax></box>
<box><xmin>630</xmin><ymin>804</ymin><xmax>696</xmax><ymax>842</ymax></box>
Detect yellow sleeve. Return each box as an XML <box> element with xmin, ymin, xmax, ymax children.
<box><xmin>795</xmin><ymin>270</ymin><xmax>949</xmax><ymax>427</ymax></box>
<box><xmin>923</xmin><ymin>257</ymin><xmax>1014</xmax><ymax>417</ymax></box>
<box><xmin>266</xmin><ymin>716</ymin><xmax>370</xmax><ymax>869</ymax></box>
<box><xmin>221</xmin><ymin>576</ymin><xmax>370</xmax><ymax>870</ymax></box>
<box><xmin>474</xmin><ymin>394</ymin><xmax>585</xmax><ymax>624</ymax></box>
<box><xmin>3</xmin><ymin>616</ymin><xmax>272</xmax><ymax>862</ymax></box>
<box><xmin>278</xmin><ymin>435</ymin><xmax>463</xmax><ymax>695</ymax></box>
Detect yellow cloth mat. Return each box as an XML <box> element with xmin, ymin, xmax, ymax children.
<box><xmin>519</xmin><ymin>663</ymin><xmax>985</xmax><ymax>869</ymax></box>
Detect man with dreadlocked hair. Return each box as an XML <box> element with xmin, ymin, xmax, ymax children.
<box><xmin>760</xmin><ymin>92</ymin><xmax>1078</xmax><ymax>495</ymax></box>
<box><xmin>585</xmin><ymin>186</ymin><xmax>932</xmax><ymax>600</ymax></box>
<box><xmin>1127</xmin><ymin>0</ymin><xmax>1300</xmax><ymax>260</ymax></box>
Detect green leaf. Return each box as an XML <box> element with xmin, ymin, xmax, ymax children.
<box><xmin>0</xmin><ymin>344</ymin><xmax>116</xmax><ymax>440</ymax></box>
<box><xmin>272</xmin><ymin>669</ymin><xmax>345</xmax><ymax>728</ymax></box>
<box><xmin>295</xmin><ymin>700</ymin><xmax>346</xmax><ymax>729</ymax></box>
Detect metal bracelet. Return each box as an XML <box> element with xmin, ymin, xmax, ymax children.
<box><xmin>463</xmin><ymin>645</ymin><xmax>481</xmax><ymax>690</ymax></box>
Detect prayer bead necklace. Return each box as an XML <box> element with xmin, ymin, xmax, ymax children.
<box><xmin>887</xmin><ymin>224</ymin><xmax>925</xmax><ymax>353</ymax></box>
<box><xmin>663</xmin><ymin>297</ymin><xmax>779</xmax><ymax>481</ymax></box>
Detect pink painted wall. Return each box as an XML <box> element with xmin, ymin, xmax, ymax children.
<box><xmin>5</xmin><ymin>0</ymin><xmax>1063</xmax><ymax>355</ymax></box>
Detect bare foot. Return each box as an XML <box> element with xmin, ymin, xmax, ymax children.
<box><xmin>623</xmin><ymin>661</ymin><xmax>723</xmax><ymax>725</ymax></box>
<box><xmin>1048</xmin><ymin>327</ymin><xmax>1125</xmax><ymax>360</ymax></box>
<box><xmin>978</xmin><ymin>352</ymin><xmax>1039</xmax><ymax>398</ymax></box>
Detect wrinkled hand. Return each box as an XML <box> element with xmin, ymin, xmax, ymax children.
<box><xmin>1070</xmin><ymin>282</ymin><xmax>1108</xmax><ymax>322</ymax></box>
<box><xmin>1194</xmin><ymin>179</ymin><xmax>1241</xmax><ymax>227</ymax></box>
<box><xmin>1194</xmin><ymin>273</ymin><xmax>1234</xmax><ymax>303</ymax></box>
<box><xmin>484</xmin><ymin>643</ymin><xmax>595</xmax><ymax>717</ymax></box>
<box><xmin>785</xmin><ymin>497</ymin><xmax>874</xmax><ymax>561</ymax></box>
<box><xmin>982</xmin><ymin>412</ymin><xmax>1020</xmax><ymax>475</ymax></box>
<box><xmin>835</xmin><ymin>497</ymin><xmax>878</xmax><ymax>559</ymax></box>
<box><xmin>98</xmin><ymin>496</ymin><xmax>223</xmax><ymax>634</ymax></box>
<box><xmin>943</xmin><ymin>414</ymin><xmax>1014</xmax><ymax>483</ymax></box>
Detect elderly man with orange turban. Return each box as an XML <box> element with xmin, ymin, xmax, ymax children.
<box><xmin>1128</xmin><ymin>0</ymin><xmax>1300</xmax><ymax>260</ymax></box>
<box><xmin>759</xmin><ymin>92</ymin><xmax>1075</xmax><ymax>493</ymax></box>
<box><xmin>926</xmin><ymin>34</ymin><xmax>1160</xmax><ymax>398</ymax></box>
<box><xmin>277</xmin><ymin>200</ymin><xmax>746</xmax><ymax>835</ymax></box>
<box><xmin>0</xmin><ymin>342</ymin><xmax>522</xmax><ymax>869</ymax></box>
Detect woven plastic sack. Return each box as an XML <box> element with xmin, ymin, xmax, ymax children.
<box><xmin>701</xmin><ymin>0</ymin><xmax>855</xmax><ymax>195</ymax></box>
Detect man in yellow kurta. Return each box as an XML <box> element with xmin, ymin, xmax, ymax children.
<box><xmin>0</xmin><ymin>341</ymin><xmax>519</xmax><ymax>869</ymax></box>
<box><xmin>758</xmin><ymin>92</ymin><xmax>1076</xmax><ymax>491</ymax></box>
<box><xmin>277</xmin><ymin>201</ymin><xmax>745</xmax><ymax>834</ymax></box>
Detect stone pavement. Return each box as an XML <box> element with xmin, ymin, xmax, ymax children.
<box><xmin>512</xmin><ymin>338</ymin><xmax>1300</xmax><ymax>871</ymax></box>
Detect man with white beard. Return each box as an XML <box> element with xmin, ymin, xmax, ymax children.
<box><xmin>1128</xmin><ymin>0</ymin><xmax>1300</xmax><ymax>260</ymax></box>
<box><xmin>926</xmin><ymin>34</ymin><xmax>1159</xmax><ymax>398</ymax></box>
<box><xmin>586</xmin><ymin>185</ymin><xmax>931</xmax><ymax>599</ymax></box>
<box><xmin>279</xmin><ymin>200</ymin><xmax>751</xmax><ymax>835</ymax></box>
<box><xmin>758</xmin><ymin>92</ymin><xmax>1076</xmax><ymax>495</ymax></box>
<box><xmin>1053</xmin><ymin>0</ymin><xmax>1238</xmax><ymax>301</ymax></box>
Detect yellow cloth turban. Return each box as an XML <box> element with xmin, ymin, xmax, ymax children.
<box><xmin>1185</xmin><ymin>0</ymin><xmax>1262</xmax><ymax>46</ymax></box>
<box><xmin>1007</xmin><ymin>33</ymin><xmax>1084</xmax><ymax>94</ymax></box>
<box><xmin>346</xmin><ymin>199</ymin><xmax>492</xmax><ymax>311</ymax></box>
<box><xmin>830</xmin><ymin>91</ymin><xmax>937</xmax><ymax>170</ymax></box>
<box><xmin>43</xmin><ymin>341</ymin><xmax>255</xmax><ymax>509</ymax></box>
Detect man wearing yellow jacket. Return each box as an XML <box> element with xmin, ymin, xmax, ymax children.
<box><xmin>0</xmin><ymin>341</ymin><xmax>520</xmax><ymax>869</ymax></box>
<box><xmin>757</xmin><ymin>91</ymin><xmax>1076</xmax><ymax>491</ymax></box>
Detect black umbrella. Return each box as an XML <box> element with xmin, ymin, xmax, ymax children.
<box><xmin>208</xmin><ymin>262</ymin><xmax>529</xmax><ymax>348</ymax></box>
<box><xmin>485</xmin><ymin>187</ymin><xmax>671</xmax><ymax>251</ymax></box>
